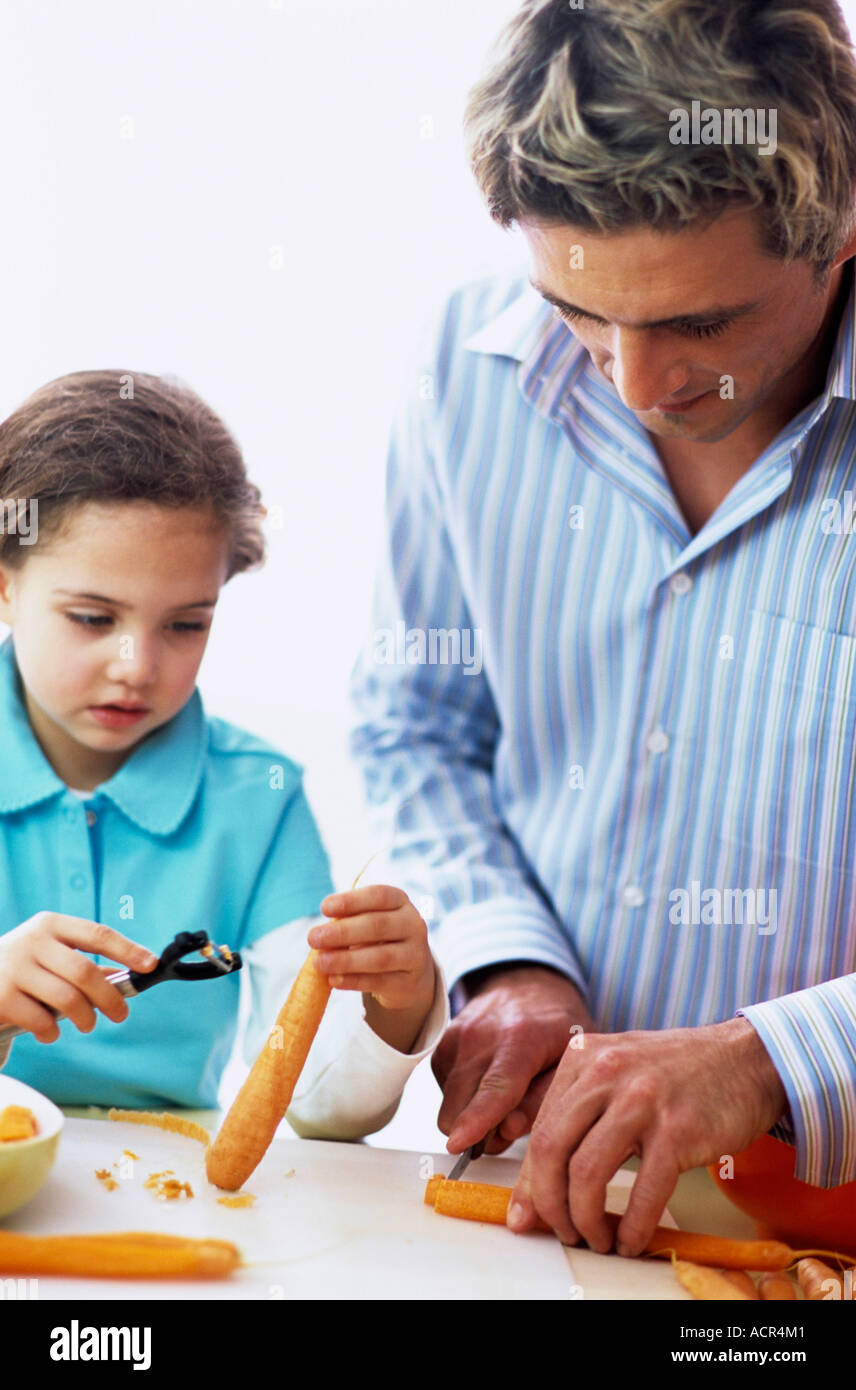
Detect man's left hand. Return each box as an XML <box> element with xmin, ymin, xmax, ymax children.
<box><xmin>508</xmin><ymin>1017</ymin><xmax>788</xmax><ymax>1254</ymax></box>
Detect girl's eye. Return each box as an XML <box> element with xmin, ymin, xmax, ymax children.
<box><xmin>67</xmin><ymin>613</ymin><xmax>112</xmax><ymax>628</ymax></box>
<box><xmin>66</xmin><ymin>614</ymin><xmax>207</xmax><ymax>633</ymax></box>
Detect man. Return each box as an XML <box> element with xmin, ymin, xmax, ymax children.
<box><xmin>349</xmin><ymin>0</ymin><xmax>856</xmax><ymax>1256</ymax></box>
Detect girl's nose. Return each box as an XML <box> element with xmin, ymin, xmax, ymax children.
<box><xmin>106</xmin><ymin>632</ymin><xmax>159</xmax><ymax>685</ymax></box>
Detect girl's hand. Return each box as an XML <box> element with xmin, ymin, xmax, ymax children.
<box><xmin>310</xmin><ymin>885</ymin><xmax>435</xmax><ymax>1010</ymax></box>
<box><xmin>0</xmin><ymin>912</ymin><xmax>158</xmax><ymax>1042</ymax></box>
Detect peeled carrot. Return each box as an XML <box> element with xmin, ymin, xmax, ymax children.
<box><xmin>796</xmin><ymin>1257</ymin><xmax>843</xmax><ymax>1300</ymax></box>
<box><xmin>424</xmin><ymin>1178</ymin><xmax>796</xmax><ymax>1269</ymax></box>
<box><xmin>758</xmin><ymin>1271</ymin><xmax>797</xmax><ymax>1300</ymax></box>
<box><xmin>206</xmin><ymin>861</ymin><xmax>376</xmax><ymax>1191</ymax></box>
<box><xmin>0</xmin><ymin>1230</ymin><xmax>240</xmax><ymax>1279</ymax></box>
<box><xmin>674</xmin><ymin>1260</ymin><xmax>754</xmax><ymax>1300</ymax></box>
<box><xmin>206</xmin><ymin>949</ymin><xmax>330</xmax><ymax>1190</ymax></box>
<box><xmin>719</xmin><ymin>1269</ymin><xmax>759</xmax><ymax>1299</ymax></box>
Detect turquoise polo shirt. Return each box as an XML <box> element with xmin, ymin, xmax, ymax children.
<box><xmin>0</xmin><ymin>634</ymin><xmax>334</xmax><ymax>1108</ymax></box>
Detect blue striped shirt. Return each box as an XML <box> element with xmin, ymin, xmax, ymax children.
<box><xmin>349</xmin><ymin>264</ymin><xmax>856</xmax><ymax>1189</ymax></box>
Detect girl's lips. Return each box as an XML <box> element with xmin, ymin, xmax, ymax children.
<box><xmin>88</xmin><ymin>705</ymin><xmax>150</xmax><ymax>728</ymax></box>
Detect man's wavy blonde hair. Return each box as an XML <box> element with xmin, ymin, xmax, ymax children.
<box><xmin>465</xmin><ymin>0</ymin><xmax>856</xmax><ymax>274</ymax></box>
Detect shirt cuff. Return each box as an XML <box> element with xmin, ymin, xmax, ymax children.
<box><xmin>0</xmin><ymin>1036</ymin><xmax>11</xmax><ymax>1071</ymax></box>
<box><xmin>430</xmin><ymin>899</ymin><xmax>588</xmax><ymax>1000</ymax></box>
<box><xmin>738</xmin><ymin>974</ymin><xmax>856</xmax><ymax>1187</ymax></box>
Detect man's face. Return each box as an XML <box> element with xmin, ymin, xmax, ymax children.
<box><xmin>520</xmin><ymin>206</ymin><xmax>837</xmax><ymax>446</ymax></box>
<box><xmin>0</xmin><ymin>501</ymin><xmax>230</xmax><ymax>786</ymax></box>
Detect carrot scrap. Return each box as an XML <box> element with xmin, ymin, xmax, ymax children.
<box><xmin>758</xmin><ymin>1271</ymin><xmax>797</xmax><ymax>1301</ymax></box>
<box><xmin>0</xmin><ymin>1105</ymin><xmax>38</xmax><ymax>1142</ymax></box>
<box><xmin>108</xmin><ymin>1108</ymin><xmax>210</xmax><ymax>1146</ymax></box>
<box><xmin>123</xmin><ymin>1149</ymin><xmax>139</xmax><ymax>1160</ymax></box>
<box><xmin>716</xmin><ymin>1269</ymin><xmax>759</xmax><ymax>1299</ymax></box>
<box><xmin>674</xmin><ymin>1260</ymin><xmax>756</xmax><ymax>1300</ymax></box>
<box><xmin>206</xmin><ymin>861</ymin><xmax>375</xmax><ymax>1192</ymax></box>
<box><xmin>94</xmin><ymin>1168</ymin><xmax>119</xmax><ymax>1192</ymax></box>
<box><xmin>796</xmin><ymin>1258</ymin><xmax>843</xmax><ymax>1301</ymax></box>
<box><xmin>217</xmin><ymin>1193</ymin><xmax>256</xmax><ymax>1209</ymax></box>
<box><xmin>0</xmin><ymin>1230</ymin><xmax>239</xmax><ymax>1279</ymax></box>
<box><xmin>143</xmin><ymin>1170</ymin><xmax>193</xmax><ymax>1201</ymax></box>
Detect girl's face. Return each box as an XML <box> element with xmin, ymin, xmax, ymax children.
<box><xmin>0</xmin><ymin>501</ymin><xmax>231</xmax><ymax>789</ymax></box>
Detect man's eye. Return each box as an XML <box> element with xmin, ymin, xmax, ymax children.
<box><xmin>67</xmin><ymin>613</ymin><xmax>112</xmax><ymax>627</ymax></box>
<box><xmin>683</xmin><ymin>320</ymin><xmax>731</xmax><ymax>339</ymax></box>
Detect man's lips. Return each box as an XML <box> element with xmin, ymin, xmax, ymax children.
<box><xmin>652</xmin><ymin>389</ymin><xmax>714</xmax><ymax>413</ymax></box>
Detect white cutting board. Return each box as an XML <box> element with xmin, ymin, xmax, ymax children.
<box><xmin>1</xmin><ymin>1119</ymin><xmax>573</xmax><ymax>1300</ymax></box>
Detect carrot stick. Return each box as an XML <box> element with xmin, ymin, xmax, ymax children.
<box><xmin>424</xmin><ymin>1177</ymin><xmax>796</xmax><ymax>1268</ymax></box>
<box><xmin>0</xmin><ymin>1230</ymin><xmax>240</xmax><ymax>1279</ymax></box>
<box><xmin>674</xmin><ymin>1261</ymin><xmax>754</xmax><ymax>1300</ymax></box>
<box><xmin>206</xmin><ymin>860</ymin><xmax>375</xmax><ymax>1192</ymax></box>
<box><xmin>719</xmin><ymin>1269</ymin><xmax>759</xmax><ymax>1299</ymax></box>
<box><xmin>758</xmin><ymin>1271</ymin><xmax>797</xmax><ymax>1300</ymax></box>
<box><xmin>796</xmin><ymin>1258</ymin><xmax>843</xmax><ymax>1300</ymax></box>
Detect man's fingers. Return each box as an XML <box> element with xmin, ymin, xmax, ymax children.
<box><xmin>508</xmin><ymin>1147</ymin><xmax>550</xmax><ymax>1235</ymax></box>
<box><xmin>446</xmin><ymin>1056</ymin><xmax>533</xmax><ymax>1151</ymax></box>
<box><xmin>565</xmin><ymin>1115</ymin><xmax>647</xmax><ymax>1253</ymax></box>
<box><xmin>615</xmin><ymin>1145</ymin><xmax>680</xmax><ymax>1257</ymax></box>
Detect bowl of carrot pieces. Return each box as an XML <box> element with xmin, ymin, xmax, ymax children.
<box><xmin>0</xmin><ymin>1075</ymin><xmax>64</xmax><ymax>1217</ymax></box>
<box><xmin>709</xmin><ymin>1133</ymin><xmax>856</xmax><ymax>1259</ymax></box>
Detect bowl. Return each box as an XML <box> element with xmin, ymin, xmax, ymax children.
<box><xmin>0</xmin><ymin>1074</ymin><xmax>64</xmax><ymax>1218</ymax></box>
<box><xmin>709</xmin><ymin>1133</ymin><xmax>856</xmax><ymax>1257</ymax></box>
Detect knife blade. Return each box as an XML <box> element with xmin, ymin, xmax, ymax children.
<box><xmin>446</xmin><ymin>1127</ymin><xmax>497</xmax><ymax>1181</ymax></box>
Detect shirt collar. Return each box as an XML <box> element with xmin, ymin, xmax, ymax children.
<box><xmin>0</xmin><ymin>634</ymin><xmax>206</xmax><ymax>835</ymax></box>
<box><xmin>463</xmin><ymin>258</ymin><xmax>856</xmax><ymax>411</ymax></box>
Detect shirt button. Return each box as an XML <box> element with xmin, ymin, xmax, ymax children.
<box><xmin>63</xmin><ymin>806</ymin><xmax>77</xmax><ymax>823</ymax></box>
<box><xmin>622</xmin><ymin>884</ymin><xmax>645</xmax><ymax>908</ymax></box>
<box><xmin>86</xmin><ymin>810</ymin><xmax>97</xmax><ymax>827</ymax></box>
<box><xmin>646</xmin><ymin>728</ymin><xmax>670</xmax><ymax>754</ymax></box>
<box><xmin>670</xmin><ymin>572</ymin><xmax>692</xmax><ymax>595</ymax></box>
<box><xmin>70</xmin><ymin>873</ymin><xmax>86</xmax><ymax>890</ymax></box>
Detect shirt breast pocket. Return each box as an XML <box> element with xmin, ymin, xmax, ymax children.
<box><xmin>718</xmin><ymin>608</ymin><xmax>856</xmax><ymax>874</ymax></box>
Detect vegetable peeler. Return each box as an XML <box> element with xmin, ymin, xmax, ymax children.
<box><xmin>0</xmin><ymin>930</ymin><xmax>242</xmax><ymax>1048</ymax></box>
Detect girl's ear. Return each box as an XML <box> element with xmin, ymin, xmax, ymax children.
<box><xmin>0</xmin><ymin>564</ymin><xmax>16</xmax><ymax>624</ymax></box>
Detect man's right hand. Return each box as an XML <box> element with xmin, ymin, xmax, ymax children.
<box><xmin>431</xmin><ymin>962</ymin><xmax>596</xmax><ymax>1155</ymax></box>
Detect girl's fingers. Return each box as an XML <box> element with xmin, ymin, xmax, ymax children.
<box><xmin>12</xmin><ymin>961</ymin><xmax>101</xmax><ymax>1035</ymax></box>
<box><xmin>318</xmin><ymin>885</ymin><xmax>412</xmax><ymax>921</ymax></box>
<box><xmin>38</xmin><ymin>916</ymin><xmax>157</xmax><ymax>973</ymax></box>
<box><xmin>310</xmin><ymin>908</ymin><xmax>422</xmax><ymax>950</ymax></box>
<box><xmin>315</xmin><ymin>942</ymin><xmax>417</xmax><ymax>976</ymax></box>
<box><xmin>31</xmin><ymin>939</ymin><xmax>129</xmax><ymax>1026</ymax></box>
<box><xmin>0</xmin><ymin>986</ymin><xmax>62</xmax><ymax>1043</ymax></box>
<box><xmin>328</xmin><ymin>971</ymin><xmax>412</xmax><ymax>994</ymax></box>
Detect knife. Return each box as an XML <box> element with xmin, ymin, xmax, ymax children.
<box><xmin>446</xmin><ymin>1127</ymin><xmax>498</xmax><ymax>1181</ymax></box>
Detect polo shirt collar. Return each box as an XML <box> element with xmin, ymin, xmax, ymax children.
<box><xmin>0</xmin><ymin>635</ymin><xmax>206</xmax><ymax>835</ymax></box>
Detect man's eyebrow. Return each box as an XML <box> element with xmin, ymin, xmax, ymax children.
<box><xmin>52</xmin><ymin>589</ymin><xmax>218</xmax><ymax>609</ymax></box>
<box><xmin>529</xmin><ymin>278</ymin><xmax>761</xmax><ymax>329</ymax></box>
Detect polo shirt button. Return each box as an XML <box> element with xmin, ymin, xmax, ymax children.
<box><xmin>70</xmin><ymin>873</ymin><xmax>86</xmax><ymax>890</ymax></box>
<box><xmin>646</xmin><ymin>728</ymin><xmax>670</xmax><ymax>754</ymax></box>
<box><xmin>86</xmin><ymin>810</ymin><xmax>97</xmax><ymax>827</ymax></box>
<box><xmin>670</xmin><ymin>572</ymin><xmax>692</xmax><ymax>595</ymax></box>
<box><xmin>622</xmin><ymin>884</ymin><xmax>645</xmax><ymax>907</ymax></box>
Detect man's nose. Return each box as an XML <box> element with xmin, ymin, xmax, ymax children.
<box><xmin>608</xmin><ymin>330</ymin><xmax>691</xmax><ymax>412</ymax></box>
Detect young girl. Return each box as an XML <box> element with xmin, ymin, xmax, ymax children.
<box><xmin>0</xmin><ymin>370</ymin><xmax>448</xmax><ymax>1137</ymax></box>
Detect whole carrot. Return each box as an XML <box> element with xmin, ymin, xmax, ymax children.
<box><xmin>206</xmin><ymin>949</ymin><xmax>330</xmax><ymax>1190</ymax></box>
<box><xmin>719</xmin><ymin>1269</ymin><xmax>759</xmax><ymax>1299</ymax></box>
<box><xmin>796</xmin><ymin>1258</ymin><xmax>844</xmax><ymax>1300</ymax></box>
<box><xmin>0</xmin><ymin>1230</ymin><xmax>239</xmax><ymax>1279</ymax></box>
<box><xmin>424</xmin><ymin>1178</ymin><xmax>794</xmax><ymax>1269</ymax></box>
<box><xmin>674</xmin><ymin>1261</ymin><xmax>754</xmax><ymax>1300</ymax></box>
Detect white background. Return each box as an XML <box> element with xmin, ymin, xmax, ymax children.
<box><xmin>1</xmin><ymin>0</ymin><xmax>854</xmax><ymax>1146</ymax></box>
